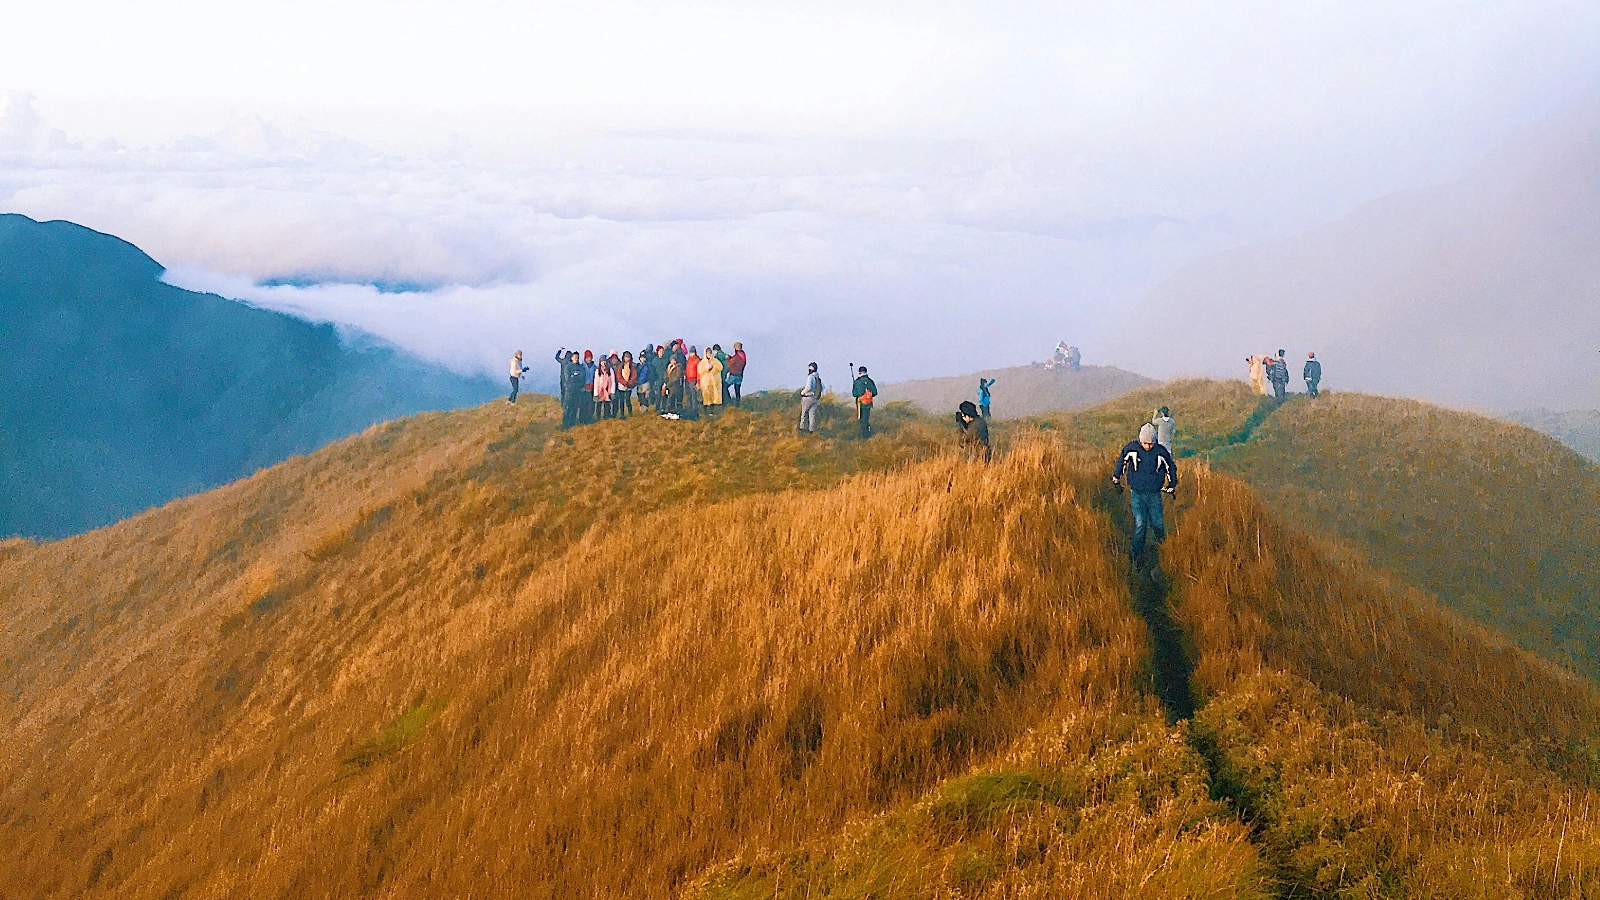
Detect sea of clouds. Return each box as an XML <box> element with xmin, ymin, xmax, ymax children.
<box><xmin>4</xmin><ymin>0</ymin><xmax>1599</xmax><ymax>392</ymax></box>
<box><xmin>1</xmin><ymin>94</ymin><xmax>1247</xmax><ymax>389</ymax></box>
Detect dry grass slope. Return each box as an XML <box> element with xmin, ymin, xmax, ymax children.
<box><xmin>4</xmin><ymin>387</ymin><xmax>1600</xmax><ymax>899</ymax></box>
<box><xmin>878</xmin><ymin>364</ymin><xmax>1152</xmax><ymax>420</ymax></box>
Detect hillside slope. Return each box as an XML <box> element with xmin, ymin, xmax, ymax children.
<box><xmin>1117</xmin><ymin>89</ymin><xmax>1600</xmax><ymax>411</ymax></box>
<box><xmin>0</xmin><ymin>213</ymin><xmax>496</xmax><ymax>539</ymax></box>
<box><xmin>1509</xmin><ymin>408</ymin><xmax>1600</xmax><ymax>463</ymax></box>
<box><xmin>1053</xmin><ymin>381</ymin><xmax>1600</xmax><ymax>681</ymax></box>
<box><xmin>877</xmin><ymin>363</ymin><xmax>1151</xmax><ymax>419</ymax></box>
<box><xmin>4</xmin><ymin>395</ymin><xmax>1600</xmax><ymax>898</ymax></box>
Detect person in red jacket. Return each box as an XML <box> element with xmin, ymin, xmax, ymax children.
<box><xmin>726</xmin><ymin>341</ymin><xmax>748</xmax><ymax>407</ymax></box>
<box><xmin>617</xmin><ymin>351</ymin><xmax>638</xmax><ymax>419</ymax></box>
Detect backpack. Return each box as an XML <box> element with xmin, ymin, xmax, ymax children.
<box><xmin>859</xmin><ymin>389</ymin><xmax>874</xmax><ymax>406</ymax></box>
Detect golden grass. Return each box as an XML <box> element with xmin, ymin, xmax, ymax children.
<box><xmin>4</xmin><ymin>386</ymin><xmax>1600</xmax><ymax>899</ymax></box>
<box><xmin>1165</xmin><ymin>464</ymin><xmax>1600</xmax><ymax>896</ymax></box>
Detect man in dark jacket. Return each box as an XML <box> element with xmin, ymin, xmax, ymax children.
<box><xmin>851</xmin><ymin>366</ymin><xmax>878</xmax><ymax>439</ymax></box>
<box><xmin>957</xmin><ymin>401</ymin><xmax>991</xmax><ymax>463</ymax></box>
<box><xmin>1267</xmin><ymin>350</ymin><xmax>1290</xmax><ymax>400</ymax></box>
<box><xmin>1112</xmin><ymin>423</ymin><xmax>1177</xmax><ymax>565</ymax></box>
<box><xmin>1303</xmin><ymin>352</ymin><xmax>1322</xmax><ymax>398</ymax></box>
<box><xmin>559</xmin><ymin>351</ymin><xmax>586</xmax><ymax>429</ymax></box>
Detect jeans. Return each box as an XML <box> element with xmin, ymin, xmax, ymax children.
<box><xmin>619</xmin><ymin>391</ymin><xmax>633</xmax><ymax>418</ymax></box>
<box><xmin>1130</xmin><ymin>491</ymin><xmax>1166</xmax><ymax>558</ymax></box>
<box><xmin>561</xmin><ymin>399</ymin><xmax>580</xmax><ymax>429</ymax></box>
<box><xmin>858</xmin><ymin>404</ymin><xmax>872</xmax><ymax>439</ymax></box>
<box><xmin>508</xmin><ymin>376</ymin><xmax>520</xmax><ymax>403</ymax></box>
<box><xmin>1305</xmin><ymin>379</ymin><xmax>1319</xmax><ymax>398</ymax></box>
<box><xmin>1272</xmin><ymin>380</ymin><xmax>1286</xmax><ymax>400</ymax></box>
<box><xmin>798</xmin><ymin>396</ymin><xmax>819</xmax><ymax>432</ymax></box>
<box><xmin>979</xmin><ymin>403</ymin><xmax>990</xmax><ymax>419</ymax></box>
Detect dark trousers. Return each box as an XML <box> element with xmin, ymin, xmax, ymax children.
<box><xmin>729</xmin><ymin>378</ymin><xmax>742</xmax><ymax>406</ymax></box>
<box><xmin>1305</xmin><ymin>379</ymin><xmax>1320</xmax><ymax>398</ymax></box>
<box><xmin>1272</xmin><ymin>380</ymin><xmax>1287</xmax><ymax>400</ymax></box>
<box><xmin>581</xmin><ymin>393</ymin><xmax>596</xmax><ymax>423</ymax></box>
<box><xmin>979</xmin><ymin>403</ymin><xmax>990</xmax><ymax>419</ymax></box>
<box><xmin>1130</xmin><ymin>491</ymin><xmax>1166</xmax><ymax>558</ymax></box>
<box><xmin>619</xmin><ymin>392</ymin><xmax>633</xmax><ymax>418</ymax></box>
<box><xmin>858</xmin><ymin>404</ymin><xmax>872</xmax><ymax>439</ymax></box>
<box><xmin>561</xmin><ymin>398</ymin><xmax>580</xmax><ymax>429</ymax></box>
<box><xmin>509</xmin><ymin>376</ymin><xmax>520</xmax><ymax>403</ymax></box>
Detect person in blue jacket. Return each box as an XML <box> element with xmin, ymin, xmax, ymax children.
<box><xmin>977</xmin><ymin>377</ymin><xmax>995</xmax><ymax>418</ymax></box>
<box><xmin>1112</xmin><ymin>423</ymin><xmax>1178</xmax><ymax>566</ymax></box>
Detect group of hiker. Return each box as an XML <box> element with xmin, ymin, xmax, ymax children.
<box><xmin>1247</xmin><ymin>350</ymin><xmax>1323</xmax><ymax>399</ymax></box>
<box><xmin>508</xmin><ymin>342</ymin><xmax>750</xmax><ymax>428</ymax></box>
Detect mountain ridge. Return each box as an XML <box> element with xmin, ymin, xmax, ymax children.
<box><xmin>4</xmin><ymin>386</ymin><xmax>1600</xmax><ymax>897</ymax></box>
<box><xmin>0</xmin><ymin>213</ymin><xmax>497</xmax><ymax>539</ymax></box>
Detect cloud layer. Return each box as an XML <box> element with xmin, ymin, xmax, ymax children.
<box><xmin>4</xmin><ymin>0</ymin><xmax>1600</xmax><ymax>395</ymax></box>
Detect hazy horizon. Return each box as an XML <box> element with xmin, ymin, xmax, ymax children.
<box><xmin>5</xmin><ymin>1</ymin><xmax>1600</xmax><ymax>401</ymax></box>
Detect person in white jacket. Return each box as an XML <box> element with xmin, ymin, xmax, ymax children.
<box><xmin>508</xmin><ymin>351</ymin><xmax>528</xmax><ymax>403</ymax></box>
<box><xmin>1151</xmin><ymin>407</ymin><xmax>1175</xmax><ymax>453</ymax></box>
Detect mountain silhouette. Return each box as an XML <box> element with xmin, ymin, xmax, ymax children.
<box><xmin>0</xmin><ymin>214</ymin><xmax>495</xmax><ymax>538</ymax></box>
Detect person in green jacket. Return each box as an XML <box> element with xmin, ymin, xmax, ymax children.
<box><xmin>851</xmin><ymin>366</ymin><xmax>878</xmax><ymax>439</ymax></box>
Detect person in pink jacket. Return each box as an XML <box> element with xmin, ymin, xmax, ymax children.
<box><xmin>593</xmin><ymin>358</ymin><xmax>616</xmax><ymax>419</ymax></box>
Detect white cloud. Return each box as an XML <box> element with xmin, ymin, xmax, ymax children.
<box><xmin>3</xmin><ymin>2</ymin><xmax>1599</xmax><ymax>393</ymax></box>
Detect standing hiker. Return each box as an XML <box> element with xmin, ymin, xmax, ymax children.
<box><xmin>727</xmin><ymin>342</ymin><xmax>747</xmax><ymax>407</ymax></box>
<box><xmin>662</xmin><ymin>351</ymin><xmax>685</xmax><ymax>416</ymax></box>
<box><xmin>560</xmin><ymin>351</ymin><xmax>585</xmax><ymax>429</ymax></box>
<box><xmin>1066</xmin><ymin>345</ymin><xmax>1081</xmax><ymax>371</ymax></box>
<box><xmin>593</xmin><ymin>357</ymin><xmax>616</xmax><ymax>419</ymax></box>
<box><xmin>978</xmin><ymin>377</ymin><xmax>995</xmax><ymax>419</ymax></box>
<box><xmin>508</xmin><ymin>351</ymin><xmax>529</xmax><ymax>403</ymax></box>
<box><xmin>851</xmin><ymin>366</ymin><xmax>878</xmax><ymax>440</ymax></box>
<box><xmin>617</xmin><ymin>351</ymin><xmax>638</xmax><ymax>419</ymax></box>
<box><xmin>684</xmin><ymin>346</ymin><xmax>703</xmax><ymax>420</ymax></box>
<box><xmin>581</xmin><ymin>351</ymin><xmax>598</xmax><ymax>423</ymax></box>
<box><xmin>1246</xmin><ymin>355</ymin><xmax>1269</xmax><ymax>396</ymax></box>
<box><xmin>699</xmin><ymin>346</ymin><xmax>725</xmax><ymax>416</ymax></box>
<box><xmin>798</xmin><ymin>362</ymin><xmax>823</xmax><ymax>435</ymax></box>
<box><xmin>1111</xmin><ymin>423</ymin><xmax>1177</xmax><ymax>566</ymax></box>
<box><xmin>1267</xmin><ymin>350</ymin><xmax>1290</xmax><ymax>401</ymax></box>
<box><xmin>958</xmin><ymin>400</ymin><xmax>991</xmax><ymax>463</ymax></box>
<box><xmin>1303</xmin><ymin>352</ymin><xmax>1322</xmax><ymax>398</ymax></box>
<box><xmin>1151</xmin><ymin>406</ymin><xmax>1175</xmax><ymax>453</ymax></box>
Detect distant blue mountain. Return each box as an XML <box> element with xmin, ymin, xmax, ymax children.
<box><xmin>0</xmin><ymin>214</ymin><xmax>498</xmax><ymax>539</ymax></box>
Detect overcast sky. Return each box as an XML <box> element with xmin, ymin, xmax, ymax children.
<box><xmin>4</xmin><ymin>0</ymin><xmax>1599</xmax><ymax>385</ymax></box>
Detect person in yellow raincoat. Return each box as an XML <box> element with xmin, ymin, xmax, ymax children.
<box><xmin>698</xmin><ymin>349</ymin><xmax>725</xmax><ymax>413</ymax></box>
<box><xmin>1246</xmin><ymin>355</ymin><xmax>1270</xmax><ymax>396</ymax></box>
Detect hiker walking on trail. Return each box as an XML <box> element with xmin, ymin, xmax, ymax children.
<box><xmin>1151</xmin><ymin>407</ymin><xmax>1175</xmax><ymax>453</ymax></box>
<box><xmin>852</xmin><ymin>366</ymin><xmax>878</xmax><ymax>440</ymax></box>
<box><xmin>1303</xmin><ymin>352</ymin><xmax>1322</xmax><ymax>398</ymax></box>
<box><xmin>559</xmin><ymin>351</ymin><xmax>585</xmax><ymax>429</ymax></box>
<box><xmin>1267</xmin><ymin>350</ymin><xmax>1290</xmax><ymax>401</ymax></box>
<box><xmin>508</xmin><ymin>351</ymin><xmax>528</xmax><ymax>403</ymax></box>
<box><xmin>978</xmin><ymin>377</ymin><xmax>995</xmax><ymax>419</ymax></box>
<box><xmin>958</xmin><ymin>401</ymin><xmax>991</xmax><ymax>463</ymax></box>
<box><xmin>727</xmin><ymin>342</ymin><xmax>747</xmax><ymax>407</ymax></box>
<box><xmin>798</xmin><ymin>362</ymin><xmax>823</xmax><ymax>434</ymax></box>
<box><xmin>1112</xmin><ymin>423</ymin><xmax>1177</xmax><ymax>566</ymax></box>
